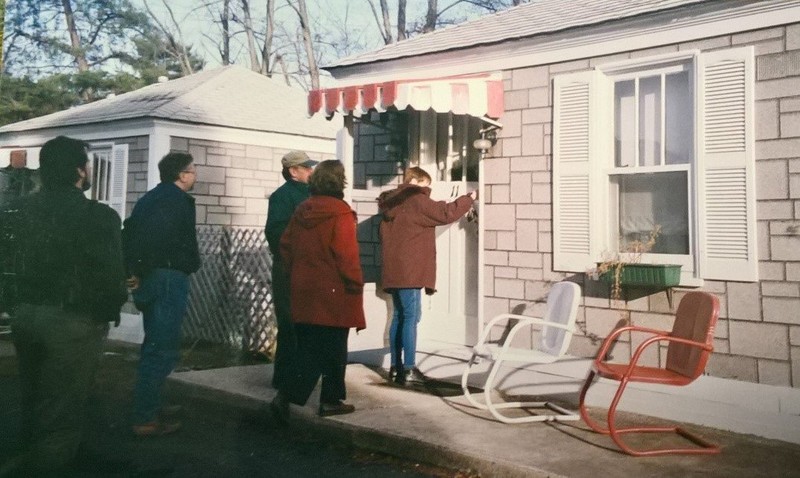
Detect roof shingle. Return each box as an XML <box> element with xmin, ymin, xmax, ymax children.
<box><xmin>327</xmin><ymin>0</ymin><xmax>712</xmax><ymax>69</ymax></box>
<box><xmin>0</xmin><ymin>66</ymin><xmax>340</xmax><ymax>138</ymax></box>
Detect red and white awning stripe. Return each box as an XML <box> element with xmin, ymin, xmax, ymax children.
<box><xmin>308</xmin><ymin>75</ymin><xmax>504</xmax><ymax>119</ymax></box>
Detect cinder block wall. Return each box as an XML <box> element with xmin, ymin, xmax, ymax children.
<box><xmin>113</xmin><ymin>135</ymin><xmax>149</xmax><ymax>217</ymax></box>
<box><xmin>169</xmin><ymin>137</ymin><xmax>335</xmax><ymax>228</ymax></box>
<box><xmin>352</xmin><ymin>113</ymin><xmax>406</xmax><ymax>283</ymax></box>
<box><xmin>491</xmin><ymin>24</ymin><xmax>800</xmax><ymax>387</ymax></box>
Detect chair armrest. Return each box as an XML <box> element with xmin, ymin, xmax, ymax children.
<box><xmin>621</xmin><ymin>334</ymin><xmax>713</xmax><ymax>377</ymax></box>
<box><xmin>492</xmin><ymin>318</ymin><xmax>576</xmax><ymax>360</ymax></box>
<box><xmin>593</xmin><ymin>325</ymin><xmax>671</xmax><ymax>366</ymax></box>
<box><xmin>474</xmin><ymin>313</ymin><xmax>545</xmax><ymax>349</ymax></box>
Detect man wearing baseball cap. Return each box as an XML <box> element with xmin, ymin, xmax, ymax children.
<box><xmin>265</xmin><ymin>151</ymin><xmax>318</xmax><ymax>397</ymax></box>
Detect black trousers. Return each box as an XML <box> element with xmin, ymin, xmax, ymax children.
<box><xmin>286</xmin><ymin>324</ymin><xmax>349</xmax><ymax>406</ymax></box>
<box><xmin>10</xmin><ymin>303</ymin><xmax>107</xmax><ymax>473</ymax></box>
<box><xmin>270</xmin><ymin>260</ymin><xmax>297</xmax><ymax>390</ymax></box>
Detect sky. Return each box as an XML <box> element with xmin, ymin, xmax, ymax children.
<box><xmin>131</xmin><ymin>0</ymin><xmax>396</xmax><ymax>70</ymax></box>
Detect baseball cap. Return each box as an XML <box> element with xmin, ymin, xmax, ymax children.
<box><xmin>281</xmin><ymin>151</ymin><xmax>319</xmax><ymax>168</ymax></box>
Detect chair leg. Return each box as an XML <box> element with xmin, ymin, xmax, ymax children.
<box><xmin>461</xmin><ymin>353</ymin><xmax>489</xmax><ymax>410</ymax></box>
<box><xmin>586</xmin><ymin>376</ymin><xmax>720</xmax><ymax>456</ymax></box>
<box><xmin>483</xmin><ymin>359</ymin><xmax>579</xmax><ymax>424</ymax></box>
<box><xmin>578</xmin><ymin>370</ymin><xmax>611</xmax><ymax>434</ymax></box>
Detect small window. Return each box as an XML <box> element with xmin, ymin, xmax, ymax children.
<box><xmin>89</xmin><ymin>146</ymin><xmax>113</xmax><ymax>203</ymax></box>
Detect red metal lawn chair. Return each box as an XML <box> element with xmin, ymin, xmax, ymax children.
<box><xmin>578</xmin><ymin>291</ymin><xmax>721</xmax><ymax>456</ymax></box>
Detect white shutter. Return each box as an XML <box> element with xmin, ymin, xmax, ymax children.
<box><xmin>552</xmin><ymin>70</ymin><xmax>612</xmax><ymax>272</ymax></box>
<box><xmin>109</xmin><ymin>143</ymin><xmax>129</xmax><ymax>219</ymax></box>
<box><xmin>697</xmin><ymin>47</ymin><xmax>757</xmax><ymax>282</ymax></box>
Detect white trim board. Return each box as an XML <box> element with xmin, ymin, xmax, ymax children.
<box><xmin>328</xmin><ymin>0</ymin><xmax>800</xmax><ymax>85</ymax></box>
<box><xmin>349</xmin><ymin>340</ymin><xmax>800</xmax><ymax>445</ymax></box>
<box><xmin>0</xmin><ymin>119</ymin><xmax>157</xmax><ymax>147</ymax></box>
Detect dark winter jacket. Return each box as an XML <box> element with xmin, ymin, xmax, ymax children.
<box><xmin>265</xmin><ymin>179</ymin><xmax>310</xmax><ymax>259</ymax></box>
<box><xmin>280</xmin><ymin>195</ymin><xmax>366</xmax><ymax>330</ymax></box>
<box><xmin>378</xmin><ymin>184</ymin><xmax>473</xmax><ymax>294</ymax></box>
<box><xmin>122</xmin><ymin>182</ymin><xmax>200</xmax><ymax>277</ymax></box>
<box><xmin>0</xmin><ymin>186</ymin><xmax>127</xmax><ymax>322</ymax></box>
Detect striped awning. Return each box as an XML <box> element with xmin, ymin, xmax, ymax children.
<box><xmin>308</xmin><ymin>74</ymin><xmax>504</xmax><ymax>119</ymax></box>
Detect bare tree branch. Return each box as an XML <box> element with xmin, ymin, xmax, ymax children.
<box><xmin>397</xmin><ymin>0</ymin><xmax>407</xmax><ymax>40</ymax></box>
<box><xmin>365</xmin><ymin>0</ymin><xmax>393</xmax><ymax>44</ymax></box>
<box><xmin>61</xmin><ymin>0</ymin><xmax>89</xmax><ymax>72</ymax></box>
<box><xmin>287</xmin><ymin>0</ymin><xmax>319</xmax><ymax>90</ymax></box>
<box><xmin>260</xmin><ymin>0</ymin><xmax>275</xmax><ymax>75</ymax></box>
<box><xmin>275</xmin><ymin>53</ymin><xmax>291</xmax><ymax>86</ymax></box>
<box><xmin>240</xmin><ymin>0</ymin><xmax>261</xmax><ymax>71</ymax></box>
<box><xmin>423</xmin><ymin>0</ymin><xmax>437</xmax><ymax>33</ymax></box>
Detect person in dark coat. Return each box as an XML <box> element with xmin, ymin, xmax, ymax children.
<box><xmin>123</xmin><ymin>152</ymin><xmax>200</xmax><ymax>437</ymax></box>
<box><xmin>0</xmin><ymin>136</ymin><xmax>127</xmax><ymax>476</ymax></box>
<box><xmin>0</xmin><ymin>150</ymin><xmax>39</xmax><ymax>210</ymax></box>
<box><xmin>265</xmin><ymin>150</ymin><xmax>318</xmax><ymax>390</ymax></box>
<box><xmin>270</xmin><ymin>160</ymin><xmax>365</xmax><ymax>421</ymax></box>
<box><xmin>378</xmin><ymin>167</ymin><xmax>476</xmax><ymax>385</ymax></box>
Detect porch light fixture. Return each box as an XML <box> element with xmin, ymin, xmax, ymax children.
<box><xmin>473</xmin><ymin>118</ymin><xmax>502</xmax><ymax>154</ymax></box>
<box><xmin>472</xmin><ymin>137</ymin><xmax>493</xmax><ymax>152</ymax></box>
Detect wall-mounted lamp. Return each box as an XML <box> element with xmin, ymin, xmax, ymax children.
<box><xmin>473</xmin><ymin>119</ymin><xmax>502</xmax><ymax>155</ymax></box>
<box><xmin>472</xmin><ymin>137</ymin><xmax>493</xmax><ymax>153</ymax></box>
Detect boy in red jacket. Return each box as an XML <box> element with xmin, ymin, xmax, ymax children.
<box><xmin>378</xmin><ymin>167</ymin><xmax>476</xmax><ymax>385</ymax></box>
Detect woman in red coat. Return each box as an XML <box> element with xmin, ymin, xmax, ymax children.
<box><xmin>273</xmin><ymin>160</ymin><xmax>365</xmax><ymax>419</ymax></box>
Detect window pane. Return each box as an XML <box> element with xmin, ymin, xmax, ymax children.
<box><xmin>617</xmin><ymin>171</ymin><xmax>689</xmax><ymax>255</ymax></box>
<box><xmin>665</xmin><ymin>70</ymin><xmax>693</xmax><ymax>165</ymax></box>
<box><xmin>614</xmin><ymin>80</ymin><xmax>635</xmax><ymax>167</ymax></box>
<box><xmin>638</xmin><ymin>76</ymin><xmax>661</xmax><ymax>167</ymax></box>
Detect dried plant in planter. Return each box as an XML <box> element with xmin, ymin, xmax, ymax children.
<box><xmin>592</xmin><ymin>225</ymin><xmax>662</xmax><ymax>303</ymax></box>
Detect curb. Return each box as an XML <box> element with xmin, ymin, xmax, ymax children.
<box><xmin>168</xmin><ymin>376</ymin><xmax>562</xmax><ymax>478</ymax></box>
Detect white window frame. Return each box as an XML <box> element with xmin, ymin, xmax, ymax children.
<box><xmin>88</xmin><ymin>142</ymin><xmax>128</xmax><ymax>219</ymax></box>
<box><xmin>553</xmin><ymin>47</ymin><xmax>757</xmax><ymax>284</ymax></box>
<box><xmin>606</xmin><ymin>58</ymin><xmax>695</xmax><ymax>273</ymax></box>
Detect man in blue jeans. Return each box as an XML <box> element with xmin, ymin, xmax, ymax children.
<box><xmin>378</xmin><ymin>167</ymin><xmax>476</xmax><ymax>385</ymax></box>
<box><xmin>123</xmin><ymin>152</ymin><xmax>200</xmax><ymax>436</ymax></box>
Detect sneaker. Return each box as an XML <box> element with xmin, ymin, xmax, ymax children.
<box><xmin>401</xmin><ymin>367</ymin><xmax>426</xmax><ymax>385</ymax></box>
<box><xmin>270</xmin><ymin>393</ymin><xmax>290</xmax><ymax>425</ymax></box>
<box><xmin>389</xmin><ymin>366</ymin><xmax>400</xmax><ymax>382</ymax></box>
<box><xmin>132</xmin><ymin>420</ymin><xmax>181</xmax><ymax>437</ymax></box>
<box><xmin>318</xmin><ymin>400</ymin><xmax>355</xmax><ymax>417</ymax></box>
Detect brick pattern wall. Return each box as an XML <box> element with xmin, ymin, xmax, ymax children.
<box><xmin>488</xmin><ymin>24</ymin><xmax>800</xmax><ymax>387</ymax></box>
<box><xmin>353</xmin><ymin>112</ymin><xmax>406</xmax><ymax>190</ymax></box>
<box><xmin>352</xmin><ymin>112</ymin><xmax>407</xmax><ymax>284</ymax></box>
<box><xmin>352</xmin><ymin>191</ymin><xmax>382</xmax><ymax>283</ymax></box>
<box><xmin>169</xmin><ymin>137</ymin><xmax>335</xmax><ymax>228</ymax></box>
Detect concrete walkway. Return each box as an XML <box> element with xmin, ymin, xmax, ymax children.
<box><xmin>169</xmin><ymin>363</ymin><xmax>800</xmax><ymax>478</ymax></box>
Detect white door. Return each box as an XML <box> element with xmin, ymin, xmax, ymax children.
<box><xmin>412</xmin><ymin>111</ymin><xmax>481</xmax><ymax>346</ymax></box>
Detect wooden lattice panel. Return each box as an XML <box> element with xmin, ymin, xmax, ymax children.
<box><xmin>184</xmin><ymin>226</ymin><xmax>276</xmax><ymax>356</ymax></box>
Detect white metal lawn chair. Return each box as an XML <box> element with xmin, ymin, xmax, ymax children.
<box><xmin>461</xmin><ymin>281</ymin><xmax>581</xmax><ymax>423</ymax></box>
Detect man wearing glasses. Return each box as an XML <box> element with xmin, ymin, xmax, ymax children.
<box><xmin>122</xmin><ymin>153</ymin><xmax>200</xmax><ymax>436</ymax></box>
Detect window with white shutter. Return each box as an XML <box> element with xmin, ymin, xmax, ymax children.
<box><xmin>552</xmin><ymin>46</ymin><xmax>757</xmax><ymax>283</ymax></box>
<box><xmin>88</xmin><ymin>143</ymin><xmax>128</xmax><ymax>219</ymax></box>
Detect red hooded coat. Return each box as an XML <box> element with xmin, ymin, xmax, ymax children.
<box><xmin>280</xmin><ymin>195</ymin><xmax>366</xmax><ymax>330</ymax></box>
<box><xmin>378</xmin><ymin>184</ymin><xmax>473</xmax><ymax>294</ymax></box>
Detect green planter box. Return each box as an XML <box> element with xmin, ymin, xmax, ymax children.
<box><xmin>598</xmin><ymin>263</ymin><xmax>682</xmax><ymax>287</ymax></box>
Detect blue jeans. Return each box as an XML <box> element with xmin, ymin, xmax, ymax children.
<box><xmin>132</xmin><ymin>268</ymin><xmax>189</xmax><ymax>424</ymax></box>
<box><xmin>389</xmin><ymin>288</ymin><xmax>421</xmax><ymax>370</ymax></box>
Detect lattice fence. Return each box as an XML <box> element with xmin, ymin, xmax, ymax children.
<box><xmin>184</xmin><ymin>225</ymin><xmax>275</xmax><ymax>356</ymax></box>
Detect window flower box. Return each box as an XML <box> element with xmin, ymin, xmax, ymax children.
<box><xmin>597</xmin><ymin>263</ymin><xmax>682</xmax><ymax>288</ymax></box>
